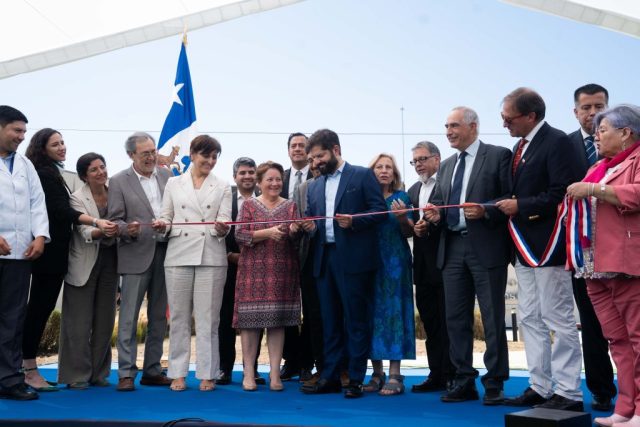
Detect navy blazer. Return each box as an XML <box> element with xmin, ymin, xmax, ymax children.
<box><xmin>305</xmin><ymin>162</ymin><xmax>387</xmax><ymax>277</ymax></box>
<box><xmin>510</xmin><ymin>122</ymin><xmax>581</xmax><ymax>266</ymax></box>
<box><xmin>430</xmin><ymin>141</ymin><xmax>512</xmax><ymax>269</ymax></box>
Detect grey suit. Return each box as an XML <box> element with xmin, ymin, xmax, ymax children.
<box><xmin>107</xmin><ymin>166</ymin><xmax>171</xmax><ymax>379</ymax></box>
<box><xmin>431</xmin><ymin>141</ymin><xmax>512</xmax><ymax>390</ymax></box>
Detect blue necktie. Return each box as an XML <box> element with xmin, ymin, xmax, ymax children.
<box><xmin>585</xmin><ymin>135</ymin><xmax>597</xmax><ymax>166</ymax></box>
<box><xmin>446</xmin><ymin>151</ymin><xmax>467</xmax><ymax>227</ymax></box>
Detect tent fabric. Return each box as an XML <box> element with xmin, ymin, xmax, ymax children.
<box><xmin>0</xmin><ymin>0</ymin><xmax>303</xmax><ymax>80</ymax></box>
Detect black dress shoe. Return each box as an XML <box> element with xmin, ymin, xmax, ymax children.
<box><xmin>483</xmin><ymin>388</ymin><xmax>504</xmax><ymax>406</ymax></box>
<box><xmin>300</xmin><ymin>378</ymin><xmax>342</xmax><ymax>394</ymax></box>
<box><xmin>412</xmin><ymin>377</ymin><xmax>447</xmax><ymax>393</ymax></box>
<box><xmin>440</xmin><ymin>381</ymin><xmax>479</xmax><ymax>403</ymax></box>
<box><xmin>591</xmin><ymin>395</ymin><xmax>613</xmax><ymax>412</ymax></box>
<box><xmin>217</xmin><ymin>372</ymin><xmax>231</xmax><ymax>385</ymax></box>
<box><xmin>255</xmin><ymin>373</ymin><xmax>266</xmax><ymax>385</ymax></box>
<box><xmin>280</xmin><ymin>364</ymin><xmax>300</xmax><ymax>381</ymax></box>
<box><xmin>0</xmin><ymin>383</ymin><xmax>39</xmax><ymax>401</ymax></box>
<box><xmin>344</xmin><ymin>380</ymin><xmax>364</xmax><ymax>399</ymax></box>
<box><xmin>299</xmin><ymin>368</ymin><xmax>313</xmax><ymax>382</ymax></box>
<box><xmin>504</xmin><ymin>387</ymin><xmax>548</xmax><ymax>407</ymax></box>
<box><xmin>535</xmin><ymin>394</ymin><xmax>584</xmax><ymax>412</ymax></box>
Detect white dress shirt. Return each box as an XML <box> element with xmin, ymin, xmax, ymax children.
<box><xmin>288</xmin><ymin>164</ymin><xmax>310</xmax><ymax>199</ymax></box>
<box><xmin>133</xmin><ymin>167</ymin><xmax>162</xmax><ymax>218</ymax></box>
<box><xmin>419</xmin><ymin>172</ymin><xmax>437</xmax><ymax>219</ymax></box>
<box><xmin>324</xmin><ymin>162</ymin><xmax>345</xmax><ymax>243</ymax></box>
<box><xmin>0</xmin><ymin>152</ymin><xmax>50</xmax><ymax>259</ymax></box>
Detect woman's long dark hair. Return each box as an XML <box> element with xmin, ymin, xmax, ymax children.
<box><xmin>25</xmin><ymin>128</ymin><xmax>62</xmax><ymax>174</ymax></box>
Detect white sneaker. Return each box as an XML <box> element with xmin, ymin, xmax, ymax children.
<box><xmin>594</xmin><ymin>414</ymin><xmax>630</xmax><ymax>427</ymax></box>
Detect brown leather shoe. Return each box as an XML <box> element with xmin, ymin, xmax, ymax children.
<box><xmin>140</xmin><ymin>374</ymin><xmax>172</xmax><ymax>386</ymax></box>
<box><xmin>116</xmin><ymin>377</ymin><xmax>135</xmax><ymax>392</ymax></box>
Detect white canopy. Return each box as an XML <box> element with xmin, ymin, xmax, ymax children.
<box><xmin>0</xmin><ymin>0</ymin><xmax>302</xmax><ymax>79</ymax></box>
<box><xmin>502</xmin><ymin>0</ymin><xmax>640</xmax><ymax>38</ymax></box>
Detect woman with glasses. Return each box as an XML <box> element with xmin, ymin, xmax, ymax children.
<box><xmin>363</xmin><ymin>153</ymin><xmax>415</xmax><ymax>396</ymax></box>
<box><xmin>566</xmin><ymin>105</ymin><xmax>640</xmax><ymax>427</ymax></box>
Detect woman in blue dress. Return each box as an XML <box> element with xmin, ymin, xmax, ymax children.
<box><xmin>364</xmin><ymin>153</ymin><xmax>416</xmax><ymax>396</ymax></box>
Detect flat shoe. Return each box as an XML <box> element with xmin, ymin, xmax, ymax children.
<box><xmin>363</xmin><ymin>372</ymin><xmax>386</xmax><ymax>392</ymax></box>
<box><xmin>242</xmin><ymin>382</ymin><xmax>257</xmax><ymax>392</ymax></box>
<box><xmin>170</xmin><ymin>379</ymin><xmax>186</xmax><ymax>392</ymax></box>
<box><xmin>29</xmin><ymin>384</ymin><xmax>59</xmax><ymax>392</ymax></box>
<box><xmin>199</xmin><ymin>380</ymin><xmax>215</xmax><ymax>392</ymax></box>
<box><xmin>270</xmin><ymin>383</ymin><xmax>284</xmax><ymax>392</ymax></box>
<box><xmin>67</xmin><ymin>382</ymin><xmax>89</xmax><ymax>390</ymax></box>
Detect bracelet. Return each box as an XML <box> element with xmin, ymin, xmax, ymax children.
<box><xmin>600</xmin><ymin>183</ymin><xmax>606</xmax><ymax>195</ymax></box>
<box><xmin>92</xmin><ymin>217</ymin><xmax>98</xmax><ymax>227</ymax></box>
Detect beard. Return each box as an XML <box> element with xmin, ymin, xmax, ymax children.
<box><xmin>318</xmin><ymin>153</ymin><xmax>339</xmax><ymax>175</ymax></box>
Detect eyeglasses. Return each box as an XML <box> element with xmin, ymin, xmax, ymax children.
<box><xmin>136</xmin><ymin>149</ymin><xmax>157</xmax><ymax>158</ymax></box>
<box><xmin>596</xmin><ymin>126</ymin><xmax>626</xmax><ymax>135</ymax></box>
<box><xmin>409</xmin><ymin>155</ymin><xmax>437</xmax><ymax>166</ymax></box>
<box><xmin>501</xmin><ymin>113</ymin><xmax>525</xmax><ymax>125</ymax></box>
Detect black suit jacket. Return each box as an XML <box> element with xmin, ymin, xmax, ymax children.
<box><xmin>567</xmin><ymin>129</ymin><xmax>591</xmax><ymax>179</ymax></box>
<box><xmin>510</xmin><ymin>122</ymin><xmax>581</xmax><ymax>266</ymax></box>
<box><xmin>281</xmin><ymin>168</ymin><xmax>314</xmax><ymax>199</ymax></box>
<box><xmin>33</xmin><ymin>166</ymin><xmax>81</xmax><ymax>275</ymax></box>
<box><xmin>408</xmin><ymin>180</ymin><xmax>442</xmax><ymax>287</ymax></box>
<box><xmin>431</xmin><ymin>141</ymin><xmax>512</xmax><ymax>269</ymax></box>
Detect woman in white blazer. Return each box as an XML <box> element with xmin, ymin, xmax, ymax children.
<box><xmin>153</xmin><ymin>135</ymin><xmax>232</xmax><ymax>392</ymax></box>
<box><xmin>57</xmin><ymin>153</ymin><xmax>119</xmax><ymax>389</ymax></box>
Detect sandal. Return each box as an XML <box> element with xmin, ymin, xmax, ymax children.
<box><xmin>379</xmin><ymin>374</ymin><xmax>405</xmax><ymax>396</ymax></box>
<box><xmin>363</xmin><ymin>372</ymin><xmax>386</xmax><ymax>392</ymax></box>
<box><xmin>199</xmin><ymin>379</ymin><xmax>215</xmax><ymax>392</ymax></box>
<box><xmin>23</xmin><ymin>367</ymin><xmax>59</xmax><ymax>392</ymax></box>
<box><xmin>170</xmin><ymin>378</ymin><xmax>187</xmax><ymax>392</ymax></box>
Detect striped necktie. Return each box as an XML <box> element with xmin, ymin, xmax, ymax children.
<box><xmin>585</xmin><ymin>135</ymin><xmax>597</xmax><ymax>166</ymax></box>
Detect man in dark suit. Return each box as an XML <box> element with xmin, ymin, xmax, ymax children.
<box><xmin>567</xmin><ymin>83</ymin><xmax>616</xmax><ymax>411</ymax></box>
<box><xmin>497</xmin><ymin>88</ymin><xmax>584</xmax><ymax>412</ymax></box>
<box><xmin>424</xmin><ymin>107</ymin><xmax>511</xmax><ymax>406</ymax></box>
<box><xmin>217</xmin><ymin>157</ymin><xmax>265</xmax><ymax>385</ymax></box>
<box><xmin>279</xmin><ymin>132</ymin><xmax>316</xmax><ymax>382</ymax></box>
<box><xmin>408</xmin><ymin>140</ymin><xmax>455</xmax><ymax>393</ymax></box>
<box><xmin>300</xmin><ymin>129</ymin><xmax>387</xmax><ymax>398</ymax></box>
<box><xmin>108</xmin><ymin>132</ymin><xmax>172</xmax><ymax>391</ymax></box>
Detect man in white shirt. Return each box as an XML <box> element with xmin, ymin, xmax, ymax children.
<box><xmin>0</xmin><ymin>105</ymin><xmax>49</xmax><ymax>401</ymax></box>
<box><xmin>107</xmin><ymin>132</ymin><xmax>172</xmax><ymax>391</ymax></box>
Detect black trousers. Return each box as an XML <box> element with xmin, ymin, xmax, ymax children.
<box><xmin>22</xmin><ymin>271</ymin><xmax>64</xmax><ymax>359</ymax></box>
<box><xmin>0</xmin><ymin>260</ymin><xmax>32</xmax><ymax>388</ymax></box>
<box><xmin>572</xmin><ymin>276</ymin><xmax>616</xmax><ymax>398</ymax></box>
<box><xmin>415</xmin><ymin>280</ymin><xmax>455</xmax><ymax>383</ymax></box>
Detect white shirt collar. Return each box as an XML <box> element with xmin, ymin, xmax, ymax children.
<box><xmin>580</xmin><ymin>127</ymin><xmax>593</xmax><ymax>140</ymax></box>
<box><xmin>132</xmin><ymin>166</ymin><xmax>158</xmax><ymax>181</ymax></box>
<box><xmin>525</xmin><ymin>120</ymin><xmax>546</xmax><ymax>142</ymax></box>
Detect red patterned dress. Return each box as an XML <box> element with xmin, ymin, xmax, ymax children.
<box><xmin>233</xmin><ymin>198</ymin><xmax>301</xmax><ymax>329</ymax></box>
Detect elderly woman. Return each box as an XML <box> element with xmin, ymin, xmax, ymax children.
<box><xmin>58</xmin><ymin>153</ymin><xmax>119</xmax><ymax>389</ymax></box>
<box><xmin>153</xmin><ymin>135</ymin><xmax>231</xmax><ymax>392</ymax></box>
<box><xmin>363</xmin><ymin>154</ymin><xmax>415</xmax><ymax>396</ymax></box>
<box><xmin>22</xmin><ymin>129</ymin><xmax>116</xmax><ymax>391</ymax></box>
<box><xmin>566</xmin><ymin>105</ymin><xmax>640</xmax><ymax>427</ymax></box>
<box><xmin>233</xmin><ymin>161</ymin><xmax>301</xmax><ymax>392</ymax></box>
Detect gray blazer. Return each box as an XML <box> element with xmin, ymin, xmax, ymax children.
<box><xmin>107</xmin><ymin>166</ymin><xmax>171</xmax><ymax>274</ymax></box>
<box><xmin>65</xmin><ymin>183</ymin><xmax>113</xmax><ymax>286</ymax></box>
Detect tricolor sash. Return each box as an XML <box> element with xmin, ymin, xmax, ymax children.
<box><xmin>507</xmin><ymin>205</ymin><xmax>565</xmax><ymax>268</ymax></box>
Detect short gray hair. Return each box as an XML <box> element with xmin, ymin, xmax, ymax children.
<box><xmin>233</xmin><ymin>157</ymin><xmax>257</xmax><ymax>177</ymax></box>
<box><xmin>411</xmin><ymin>140</ymin><xmax>440</xmax><ymax>157</ymax></box>
<box><xmin>125</xmin><ymin>131</ymin><xmax>155</xmax><ymax>155</ymax></box>
<box><xmin>451</xmin><ymin>106</ymin><xmax>480</xmax><ymax>127</ymax></box>
<box><xmin>595</xmin><ymin>104</ymin><xmax>640</xmax><ymax>136</ymax></box>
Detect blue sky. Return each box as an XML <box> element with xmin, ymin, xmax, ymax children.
<box><xmin>1</xmin><ymin>0</ymin><xmax>638</xmax><ymax>186</ymax></box>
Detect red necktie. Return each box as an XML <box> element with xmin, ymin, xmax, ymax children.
<box><xmin>512</xmin><ymin>138</ymin><xmax>528</xmax><ymax>176</ymax></box>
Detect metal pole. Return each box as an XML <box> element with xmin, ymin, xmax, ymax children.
<box><xmin>511</xmin><ymin>308</ymin><xmax>518</xmax><ymax>342</ymax></box>
<box><xmin>400</xmin><ymin>106</ymin><xmax>405</xmax><ymax>185</ymax></box>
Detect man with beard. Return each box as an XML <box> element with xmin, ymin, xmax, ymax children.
<box><xmin>299</xmin><ymin>129</ymin><xmax>387</xmax><ymax>399</ymax></box>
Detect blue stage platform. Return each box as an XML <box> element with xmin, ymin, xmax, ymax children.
<box><xmin>0</xmin><ymin>367</ymin><xmax>609</xmax><ymax>427</ymax></box>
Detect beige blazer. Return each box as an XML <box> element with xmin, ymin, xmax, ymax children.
<box><xmin>160</xmin><ymin>171</ymin><xmax>232</xmax><ymax>267</ymax></box>
<box><xmin>65</xmin><ymin>183</ymin><xmax>113</xmax><ymax>286</ymax></box>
